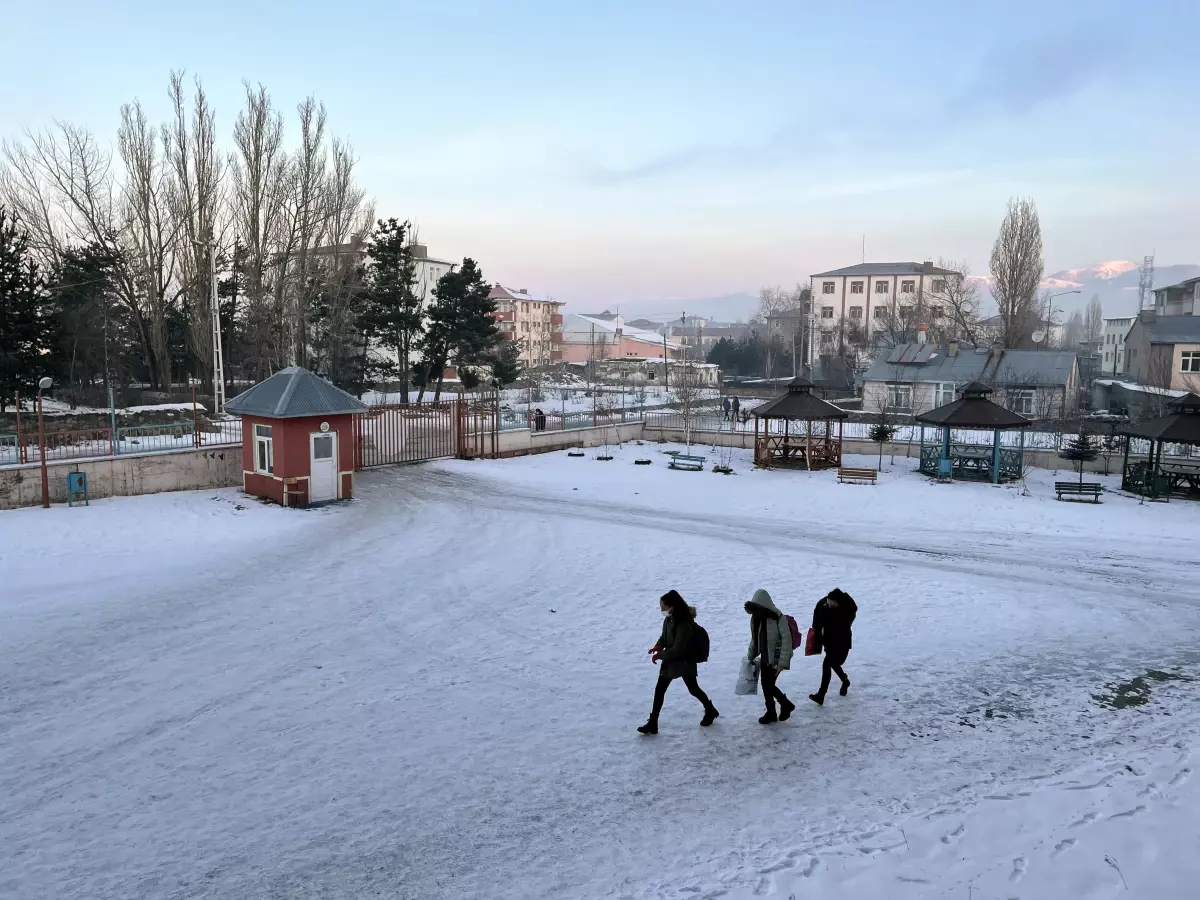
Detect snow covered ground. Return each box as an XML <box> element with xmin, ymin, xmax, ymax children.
<box><xmin>2</xmin><ymin>448</ymin><xmax>1199</xmax><ymax>900</ymax></box>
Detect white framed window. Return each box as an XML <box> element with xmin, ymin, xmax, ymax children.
<box><xmin>254</xmin><ymin>424</ymin><xmax>274</xmax><ymax>475</ymax></box>
<box><xmin>822</xmin><ymin>281</ymin><xmax>836</xmax><ymax>294</ymax></box>
<box><xmin>901</xmin><ymin>280</ymin><xmax>916</xmax><ymax>294</ymax></box>
<box><xmin>886</xmin><ymin>383</ymin><xmax>913</xmax><ymax>411</ymax></box>
<box><xmin>875</xmin><ymin>281</ymin><xmax>889</xmax><ymax>294</ymax></box>
<box><xmin>934</xmin><ymin>382</ymin><xmax>956</xmax><ymax>407</ymax></box>
<box><xmin>1182</xmin><ymin>351</ymin><xmax>1200</xmax><ymax>373</ymax></box>
<box><xmin>931</xmin><ymin>278</ymin><xmax>947</xmax><ymax>293</ymax></box>
<box><xmin>850</xmin><ymin>281</ymin><xmax>864</xmax><ymax>294</ymax></box>
<box><xmin>873</xmin><ymin>306</ymin><xmax>887</xmax><ymax>320</ymax></box>
<box><xmin>821</xmin><ymin>306</ymin><xmax>834</xmax><ymax>319</ymax></box>
<box><xmin>1006</xmin><ymin>390</ymin><xmax>1035</xmax><ymax>415</ymax></box>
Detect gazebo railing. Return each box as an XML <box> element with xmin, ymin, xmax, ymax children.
<box><xmin>917</xmin><ymin>442</ymin><xmax>1022</xmax><ymax>481</ymax></box>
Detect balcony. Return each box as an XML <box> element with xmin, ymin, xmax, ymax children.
<box><xmin>550</xmin><ymin>332</ymin><xmax>563</xmax><ymax>343</ymax></box>
<box><xmin>550</xmin><ymin>350</ymin><xmax>563</xmax><ymax>362</ymax></box>
<box><xmin>550</xmin><ymin>314</ymin><xmax>563</xmax><ymax>326</ymax></box>
<box><xmin>495</xmin><ymin>310</ymin><xmax>514</xmax><ymax>322</ymax></box>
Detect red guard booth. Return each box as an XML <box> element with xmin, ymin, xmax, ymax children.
<box><xmin>225</xmin><ymin>366</ymin><xmax>367</xmax><ymax>507</ymax></box>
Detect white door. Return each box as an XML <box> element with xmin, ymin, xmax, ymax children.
<box><xmin>309</xmin><ymin>432</ymin><xmax>338</xmax><ymax>502</ymax></box>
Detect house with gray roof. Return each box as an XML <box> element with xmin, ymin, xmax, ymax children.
<box><xmin>862</xmin><ymin>341</ymin><xmax>1080</xmax><ymax>421</ymax></box>
<box><xmin>1123</xmin><ymin>311</ymin><xmax>1200</xmax><ymax>392</ymax></box>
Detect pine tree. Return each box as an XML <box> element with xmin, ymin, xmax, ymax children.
<box><xmin>1059</xmin><ymin>430</ymin><xmax>1099</xmax><ymax>484</ymax></box>
<box><xmin>362</xmin><ymin>219</ymin><xmax>421</xmax><ymax>395</ymax></box>
<box><xmin>0</xmin><ymin>206</ymin><xmax>53</xmax><ymax>413</ymax></box>
<box><xmin>49</xmin><ymin>241</ymin><xmax>130</xmax><ymax>398</ymax></box>
<box><xmin>488</xmin><ymin>339</ymin><xmax>523</xmax><ymax>387</ymax></box>
<box><xmin>417</xmin><ymin>258</ymin><xmax>501</xmax><ymax>402</ymax></box>
<box><xmin>868</xmin><ymin>421</ymin><xmax>898</xmax><ymax>470</ymax></box>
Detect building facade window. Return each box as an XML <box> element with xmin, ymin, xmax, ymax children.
<box><xmin>886</xmin><ymin>383</ymin><xmax>913</xmax><ymax>412</ymax></box>
<box><xmin>930</xmin><ymin>305</ymin><xmax>944</xmax><ymax>319</ymax></box>
<box><xmin>934</xmin><ymin>382</ymin><xmax>956</xmax><ymax>407</ymax></box>
<box><xmin>901</xmin><ymin>280</ymin><xmax>916</xmax><ymax>294</ymax></box>
<box><xmin>254</xmin><ymin>424</ymin><xmax>274</xmax><ymax>475</ymax></box>
<box><xmin>875</xmin><ymin>282</ymin><xmax>889</xmax><ymax>294</ymax></box>
<box><xmin>849</xmin><ymin>306</ymin><xmax>863</xmax><ymax>320</ymax></box>
<box><xmin>822</xmin><ymin>281</ymin><xmax>836</xmax><ymax>294</ymax></box>
<box><xmin>821</xmin><ymin>307</ymin><xmax>834</xmax><ymax>319</ymax></box>
<box><xmin>873</xmin><ymin>306</ymin><xmax>887</xmax><ymax>320</ymax></box>
<box><xmin>850</xmin><ymin>281</ymin><xmax>864</xmax><ymax>294</ymax></box>
<box><xmin>1182</xmin><ymin>351</ymin><xmax>1200</xmax><ymax>373</ymax></box>
<box><xmin>931</xmin><ymin>279</ymin><xmax>947</xmax><ymax>293</ymax></box>
<box><xmin>1006</xmin><ymin>390</ymin><xmax>1035</xmax><ymax>415</ymax></box>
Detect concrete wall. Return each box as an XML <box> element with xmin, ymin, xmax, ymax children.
<box><xmin>0</xmin><ymin>447</ymin><xmax>241</xmax><ymax>510</ymax></box>
<box><xmin>495</xmin><ymin>422</ymin><xmax>644</xmax><ymax>458</ymax></box>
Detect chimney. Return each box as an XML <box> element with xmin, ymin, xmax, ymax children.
<box><xmin>519</xmin><ymin>288</ymin><xmax>528</xmax><ymax>295</ymax></box>
<box><xmin>411</xmin><ymin>243</ymin><xmax>428</xmax><ymax>259</ymax></box>
<box><xmin>922</xmin><ymin>260</ymin><xmax>934</xmax><ymax>273</ymax></box>
<box><xmin>948</xmin><ymin>339</ymin><xmax>959</xmax><ymax>357</ymax></box>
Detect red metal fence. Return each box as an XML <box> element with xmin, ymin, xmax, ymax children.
<box><xmin>354</xmin><ymin>395</ymin><xmax>498</xmax><ymax>469</ymax></box>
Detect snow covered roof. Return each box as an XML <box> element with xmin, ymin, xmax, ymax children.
<box><xmin>225</xmin><ymin>367</ymin><xmax>368</xmax><ymax>419</ymax></box>
<box><xmin>1093</xmin><ymin>379</ymin><xmax>1188</xmax><ymax>398</ymax></box>
<box><xmin>563</xmin><ymin>314</ymin><xmax>680</xmax><ymax>348</ymax></box>
<box><xmin>863</xmin><ymin>344</ymin><xmax>1077</xmax><ymax>387</ymax></box>
<box><xmin>489</xmin><ymin>284</ymin><xmax>557</xmax><ymax>304</ymax></box>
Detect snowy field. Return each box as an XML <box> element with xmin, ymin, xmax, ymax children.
<box><xmin>2</xmin><ymin>448</ymin><xmax>1199</xmax><ymax>900</ymax></box>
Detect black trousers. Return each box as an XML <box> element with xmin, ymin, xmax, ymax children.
<box><xmin>761</xmin><ymin>664</ymin><xmax>791</xmax><ymax>713</ymax></box>
<box><xmin>818</xmin><ymin>647</ymin><xmax>850</xmax><ymax>696</ymax></box>
<box><xmin>651</xmin><ymin>673</ymin><xmax>712</xmax><ymax>719</ymax></box>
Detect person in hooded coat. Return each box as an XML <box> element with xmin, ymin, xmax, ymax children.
<box><xmin>744</xmin><ymin>589</ymin><xmax>795</xmax><ymax>724</ymax></box>
<box><xmin>809</xmin><ymin>587</ymin><xmax>858</xmax><ymax>705</ymax></box>
<box><xmin>638</xmin><ymin>590</ymin><xmax>718</xmax><ymax>735</ymax></box>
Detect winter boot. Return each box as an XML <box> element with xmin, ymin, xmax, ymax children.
<box><xmin>637</xmin><ymin>719</ymin><xmax>658</xmax><ymax>735</ymax></box>
<box><xmin>808</xmin><ymin>693</ymin><xmax>825</xmax><ymax>706</ymax></box>
<box><xmin>700</xmin><ymin>706</ymin><xmax>720</xmax><ymax>727</ymax></box>
<box><xmin>778</xmin><ymin>698</ymin><xmax>796</xmax><ymax>721</ymax></box>
<box><xmin>759</xmin><ymin>709</ymin><xmax>778</xmax><ymax>725</ymax></box>
<box><xmin>839</xmin><ymin>680</ymin><xmax>850</xmax><ymax>697</ymax></box>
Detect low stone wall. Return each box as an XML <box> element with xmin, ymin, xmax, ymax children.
<box><xmin>495</xmin><ymin>422</ymin><xmax>645</xmax><ymax>458</ymax></box>
<box><xmin>640</xmin><ymin>425</ymin><xmax>1124</xmax><ymax>475</ymax></box>
<box><xmin>0</xmin><ymin>447</ymin><xmax>242</xmax><ymax>510</ymax></box>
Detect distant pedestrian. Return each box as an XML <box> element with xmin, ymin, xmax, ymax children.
<box><xmin>722</xmin><ymin>397</ymin><xmax>732</xmax><ymax>420</ymax></box>
<box><xmin>638</xmin><ymin>590</ymin><xmax>718</xmax><ymax>734</ymax></box>
<box><xmin>731</xmin><ymin>396</ymin><xmax>740</xmax><ymax>419</ymax></box>
<box><xmin>809</xmin><ymin>588</ymin><xmax>857</xmax><ymax>705</ymax></box>
<box><xmin>744</xmin><ymin>589</ymin><xmax>795</xmax><ymax>724</ymax></box>
<box><xmin>533</xmin><ymin>408</ymin><xmax>546</xmax><ymax>432</ymax></box>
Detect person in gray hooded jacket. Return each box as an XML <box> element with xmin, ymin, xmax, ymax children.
<box><xmin>745</xmin><ymin>588</ymin><xmax>795</xmax><ymax>724</ymax></box>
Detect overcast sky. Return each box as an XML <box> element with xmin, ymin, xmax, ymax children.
<box><xmin>2</xmin><ymin>0</ymin><xmax>1196</xmax><ymax>307</ymax></box>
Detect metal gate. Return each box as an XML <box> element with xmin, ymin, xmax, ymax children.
<box><xmin>355</xmin><ymin>395</ymin><xmax>498</xmax><ymax>468</ymax></box>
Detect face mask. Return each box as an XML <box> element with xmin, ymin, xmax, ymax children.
<box><xmin>661</xmin><ymin>609</ymin><xmax>670</xmax><ymax>617</ymax></box>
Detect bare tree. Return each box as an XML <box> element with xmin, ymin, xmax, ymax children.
<box><xmin>1085</xmin><ymin>295</ymin><xmax>1104</xmax><ymax>342</ymax></box>
<box><xmin>989</xmin><ymin>198</ymin><xmax>1044</xmax><ymax>349</ymax></box>
<box><xmin>926</xmin><ymin>259</ymin><xmax>981</xmax><ymax>345</ymax></box>
<box><xmin>1062</xmin><ymin>310</ymin><xmax>1086</xmax><ymax>348</ymax></box>
<box><xmin>757</xmin><ymin>282</ymin><xmax>809</xmax><ymax>378</ymax></box>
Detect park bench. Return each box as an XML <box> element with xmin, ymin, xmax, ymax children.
<box><xmin>837</xmin><ymin>467</ymin><xmax>878</xmax><ymax>485</ymax></box>
<box><xmin>669</xmin><ymin>454</ymin><xmax>707</xmax><ymax>471</ymax></box>
<box><xmin>1055</xmin><ymin>481</ymin><xmax>1103</xmax><ymax>503</ymax></box>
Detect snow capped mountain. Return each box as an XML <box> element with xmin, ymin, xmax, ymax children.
<box><xmin>1046</xmin><ymin>260</ymin><xmax>1140</xmax><ymax>286</ymax></box>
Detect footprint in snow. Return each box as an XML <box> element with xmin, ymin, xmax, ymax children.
<box><xmin>1108</xmin><ymin>805</ymin><xmax>1147</xmax><ymax>820</ymax></box>
<box><xmin>1138</xmin><ymin>782</ymin><xmax>1160</xmax><ymax>799</ymax></box>
<box><xmin>941</xmin><ymin>824</ymin><xmax>966</xmax><ymax>845</ymax></box>
<box><xmin>1009</xmin><ymin>856</ymin><xmax>1028</xmax><ymax>883</ymax></box>
<box><xmin>799</xmin><ymin>857</ymin><xmax>819</xmax><ymax>878</ymax></box>
<box><xmin>1169</xmin><ymin>768</ymin><xmax>1191</xmax><ymax>788</ymax></box>
<box><xmin>1053</xmin><ymin>838</ymin><xmax>1077</xmax><ymax>857</ymax></box>
<box><xmin>1070</xmin><ymin>812</ymin><xmax>1099</xmax><ymax>829</ymax></box>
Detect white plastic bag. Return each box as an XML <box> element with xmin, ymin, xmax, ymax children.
<box><xmin>735</xmin><ymin>657</ymin><xmax>759</xmax><ymax>695</ymax></box>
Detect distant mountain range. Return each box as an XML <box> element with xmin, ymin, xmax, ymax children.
<box><xmin>618</xmin><ymin>261</ymin><xmax>1200</xmax><ymax>326</ymax></box>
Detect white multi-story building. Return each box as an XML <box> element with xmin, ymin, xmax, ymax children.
<box><xmin>809</xmin><ymin>261</ymin><xmax>959</xmax><ymax>361</ymax></box>
<box><xmin>1101</xmin><ymin>316</ymin><xmax>1136</xmax><ymax>377</ymax></box>
<box><xmin>411</xmin><ymin>244</ymin><xmax>456</xmax><ymax>305</ymax></box>
<box><xmin>490</xmin><ymin>284</ymin><xmax>564</xmax><ymax>368</ymax></box>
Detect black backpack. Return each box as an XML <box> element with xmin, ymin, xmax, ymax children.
<box><xmin>690</xmin><ymin>623</ymin><xmax>710</xmax><ymax>663</ymax></box>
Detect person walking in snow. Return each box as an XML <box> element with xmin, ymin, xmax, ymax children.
<box><xmin>722</xmin><ymin>397</ymin><xmax>732</xmax><ymax>420</ymax></box>
<box><xmin>730</xmin><ymin>396</ymin><xmax>740</xmax><ymax>422</ymax></box>
<box><xmin>745</xmin><ymin>589</ymin><xmax>795</xmax><ymax>724</ymax></box>
<box><xmin>809</xmin><ymin>588</ymin><xmax>857</xmax><ymax>705</ymax></box>
<box><xmin>638</xmin><ymin>590</ymin><xmax>718</xmax><ymax>734</ymax></box>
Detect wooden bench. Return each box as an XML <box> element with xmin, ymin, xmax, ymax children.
<box><xmin>838</xmin><ymin>467</ymin><xmax>878</xmax><ymax>485</ymax></box>
<box><xmin>1055</xmin><ymin>481</ymin><xmax>1103</xmax><ymax>503</ymax></box>
<box><xmin>669</xmin><ymin>454</ymin><xmax>707</xmax><ymax>471</ymax></box>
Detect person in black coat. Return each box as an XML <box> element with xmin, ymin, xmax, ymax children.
<box><xmin>808</xmin><ymin>587</ymin><xmax>857</xmax><ymax>705</ymax></box>
<box><xmin>637</xmin><ymin>590</ymin><xmax>718</xmax><ymax>735</ymax></box>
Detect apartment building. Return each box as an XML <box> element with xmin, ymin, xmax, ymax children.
<box><xmin>490</xmin><ymin>284</ymin><xmax>564</xmax><ymax>368</ymax></box>
<box><xmin>1101</xmin><ymin>316</ymin><xmax>1136</xmax><ymax>378</ymax></box>
<box><xmin>809</xmin><ymin>261</ymin><xmax>959</xmax><ymax>360</ymax></box>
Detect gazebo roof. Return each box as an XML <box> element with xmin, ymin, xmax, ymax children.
<box><xmin>1119</xmin><ymin>393</ymin><xmax>1200</xmax><ymax>445</ymax></box>
<box><xmin>225</xmin><ymin>366</ymin><xmax>368</xmax><ymax>419</ymax></box>
<box><xmin>915</xmin><ymin>381</ymin><xmax>1032</xmax><ymax>429</ymax></box>
<box><xmin>752</xmin><ymin>376</ymin><xmax>848</xmax><ymax>421</ymax></box>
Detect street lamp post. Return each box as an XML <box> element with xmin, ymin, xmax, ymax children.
<box><xmin>37</xmin><ymin>376</ymin><xmax>53</xmax><ymax>508</ymax></box>
<box><xmin>1042</xmin><ymin>289</ymin><xmax>1082</xmax><ymax>350</ymax></box>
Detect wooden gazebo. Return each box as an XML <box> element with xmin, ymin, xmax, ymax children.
<box><xmin>752</xmin><ymin>376</ymin><xmax>847</xmax><ymax>469</ymax></box>
<box><xmin>1119</xmin><ymin>392</ymin><xmax>1200</xmax><ymax>500</ymax></box>
<box><xmin>915</xmin><ymin>381</ymin><xmax>1032</xmax><ymax>483</ymax></box>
